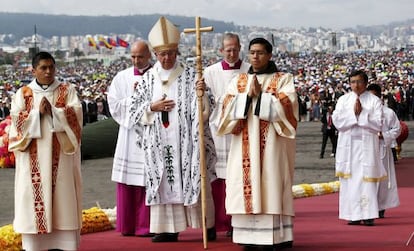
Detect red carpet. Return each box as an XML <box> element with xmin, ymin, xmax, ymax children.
<box><xmin>79</xmin><ymin>158</ymin><xmax>414</xmax><ymax>251</ymax></box>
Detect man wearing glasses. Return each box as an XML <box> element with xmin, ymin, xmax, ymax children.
<box><xmin>217</xmin><ymin>37</ymin><xmax>298</xmax><ymax>251</ymax></box>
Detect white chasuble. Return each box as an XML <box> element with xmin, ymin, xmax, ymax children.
<box><xmin>217</xmin><ymin>72</ymin><xmax>298</xmax><ymax>216</ymax></box>
<box><xmin>9</xmin><ymin>80</ymin><xmax>83</xmax><ymax>235</ymax></box>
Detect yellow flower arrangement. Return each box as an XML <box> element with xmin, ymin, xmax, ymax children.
<box><xmin>0</xmin><ymin>224</ymin><xmax>21</xmax><ymax>251</ymax></box>
<box><xmin>292</xmin><ymin>180</ymin><xmax>340</xmax><ymax>198</ymax></box>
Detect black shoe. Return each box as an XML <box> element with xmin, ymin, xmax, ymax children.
<box><xmin>151</xmin><ymin>232</ymin><xmax>179</xmax><ymax>242</ymax></box>
<box><xmin>347</xmin><ymin>220</ymin><xmax>361</xmax><ymax>225</ymax></box>
<box><xmin>207</xmin><ymin>227</ymin><xmax>216</xmax><ymax>241</ymax></box>
<box><xmin>241</xmin><ymin>244</ymin><xmax>260</xmax><ymax>251</ymax></box>
<box><xmin>379</xmin><ymin>210</ymin><xmax>385</xmax><ymax>218</ymax></box>
<box><xmin>274</xmin><ymin>241</ymin><xmax>293</xmax><ymax>249</ymax></box>
<box><xmin>363</xmin><ymin>219</ymin><xmax>375</xmax><ymax>226</ymax></box>
<box><xmin>319</xmin><ymin>154</ymin><xmax>324</xmax><ymax>159</ymax></box>
<box><xmin>137</xmin><ymin>232</ymin><xmax>155</xmax><ymax>237</ymax></box>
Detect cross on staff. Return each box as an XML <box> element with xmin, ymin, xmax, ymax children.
<box><xmin>183</xmin><ymin>17</ymin><xmax>213</xmax><ymax>250</ymax></box>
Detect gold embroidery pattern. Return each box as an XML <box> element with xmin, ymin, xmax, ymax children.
<box><xmin>29</xmin><ymin>137</ymin><xmax>48</xmax><ymax>234</ymax></box>
<box><xmin>65</xmin><ymin>107</ymin><xmax>82</xmax><ymax>143</ymax></box>
<box><xmin>55</xmin><ymin>84</ymin><xmax>68</xmax><ymax>108</ymax></box>
<box><xmin>236</xmin><ymin>73</ymin><xmax>253</xmax><ymax>213</ymax></box>
<box><xmin>259</xmin><ymin>120</ymin><xmax>269</xmax><ymax>167</ymax></box>
<box><xmin>279</xmin><ymin>93</ymin><xmax>297</xmax><ymax>129</ymax></box>
<box><xmin>51</xmin><ymin>134</ymin><xmax>60</xmax><ymax>194</ymax></box>
<box><xmin>241</xmin><ymin>125</ymin><xmax>252</xmax><ymax>214</ymax></box>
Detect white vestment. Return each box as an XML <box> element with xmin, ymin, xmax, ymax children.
<box><xmin>130</xmin><ymin>61</ymin><xmax>217</xmax><ymax>232</ymax></box>
<box><xmin>204</xmin><ymin>60</ymin><xmax>250</xmax><ymax>178</ymax></box>
<box><xmin>378</xmin><ymin>106</ymin><xmax>401</xmax><ymax>211</ymax></box>
<box><xmin>217</xmin><ymin>69</ymin><xmax>298</xmax><ymax>245</ymax></box>
<box><xmin>9</xmin><ymin>80</ymin><xmax>83</xmax><ymax>250</ymax></box>
<box><xmin>333</xmin><ymin>90</ymin><xmax>385</xmax><ymax>221</ymax></box>
<box><xmin>108</xmin><ymin>66</ymin><xmax>146</xmax><ymax>186</ymax></box>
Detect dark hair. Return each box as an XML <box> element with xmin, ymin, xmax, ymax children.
<box><xmin>249</xmin><ymin>38</ymin><xmax>272</xmax><ymax>53</ymax></box>
<box><xmin>348</xmin><ymin>70</ymin><xmax>368</xmax><ymax>84</ymax></box>
<box><xmin>367</xmin><ymin>83</ymin><xmax>382</xmax><ymax>98</ymax></box>
<box><xmin>32</xmin><ymin>51</ymin><xmax>55</xmax><ymax>68</ymax></box>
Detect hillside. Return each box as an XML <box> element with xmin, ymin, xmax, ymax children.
<box><xmin>0</xmin><ymin>12</ymin><xmax>240</xmax><ymax>39</ymax></box>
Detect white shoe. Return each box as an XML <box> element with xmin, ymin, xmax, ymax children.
<box><xmin>330</xmin><ymin>153</ymin><xmax>335</xmax><ymax>157</ymax></box>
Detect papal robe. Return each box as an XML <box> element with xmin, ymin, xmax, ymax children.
<box><xmin>332</xmin><ymin>90</ymin><xmax>385</xmax><ymax>221</ymax></box>
<box><xmin>9</xmin><ymin>80</ymin><xmax>82</xmax><ymax>250</ymax></box>
<box><xmin>378</xmin><ymin>105</ymin><xmax>401</xmax><ymax>211</ymax></box>
<box><xmin>217</xmin><ymin>66</ymin><xmax>298</xmax><ymax>245</ymax></box>
<box><xmin>130</xmin><ymin>61</ymin><xmax>217</xmax><ymax>233</ymax></box>
<box><xmin>108</xmin><ymin>66</ymin><xmax>151</xmax><ymax>236</ymax></box>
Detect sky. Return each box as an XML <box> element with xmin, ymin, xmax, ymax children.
<box><xmin>1</xmin><ymin>0</ymin><xmax>413</xmax><ymax>30</ymax></box>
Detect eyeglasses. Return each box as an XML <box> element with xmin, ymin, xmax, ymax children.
<box><xmin>249</xmin><ymin>50</ymin><xmax>268</xmax><ymax>56</ymax></box>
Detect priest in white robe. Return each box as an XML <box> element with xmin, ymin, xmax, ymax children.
<box><xmin>367</xmin><ymin>83</ymin><xmax>401</xmax><ymax>218</ymax></box>
<box><xmin>108</xmin><ymin>40</ymin><xmax>153</xmax><ymax>236</ymax></box>
<box><xmin>203</xmin><ymin>32</ymin><xmax>250</xmax><ymax>235</ymax></box>
<box><xmin>217</xmin><ymin>38</ymin><xmax>298</xmax><ymax>250</ymax></box>
<box><xmin>333</xmin><ymin>70</ymin><xmax>385</xmax><ymax>226</ymax></box>
<box><xmin>130</xmin><ymin>16</ymin><xmax>217</xmax><ymax>243</ymax></box>
<box><xmin>9</xmin><ymin>51</ymin><xmax>83</xmax><ymax>251</ymax></box>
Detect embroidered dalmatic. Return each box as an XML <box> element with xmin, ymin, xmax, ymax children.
<box><xmin>204</xmin><ymin>60</ymin><xmax>250</xmax><ymax>179</ymax></box>
<box><xmin>8</xmin><ymin>80</ymin><xmax>82</xmax><ymax>248</ymax></box>
<box><xmin>332</xmin><ymin>91</ymin><xmax>385</xmax><ymax>221</ymax></box>
<box><xmin>217</xmin><ymin>67</ymin><xmax>298</xmax><ymax>245</ymax></box>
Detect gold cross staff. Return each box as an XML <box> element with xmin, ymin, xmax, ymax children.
<box><xmin>183</xmin><ymin>17</ymin><xmax>213</xmax><ymax>250</ymax></box>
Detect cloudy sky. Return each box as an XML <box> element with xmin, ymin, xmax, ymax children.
<box><xmin>1</xmin><ymin>0</ymin><xmax>413</xmax><ymax>29</ymax></box>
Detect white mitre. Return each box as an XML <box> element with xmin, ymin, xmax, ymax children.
<box><xmin>148</xmin><ymin>16</ymin><xmax>180</xmax><ymax>51</ymax></box>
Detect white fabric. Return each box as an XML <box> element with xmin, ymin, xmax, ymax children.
<box><xmin>378</xmin><ymin>106</ymin><xmax>401</xmax><ymax>211</ymax></box>
<box><xmin>232</xmin><ymin>215</ymin><xmax>293</xmax><ymax>245</ymax></box>
<box><xmin>9</xmin><ymin>80</ymin><xmax>82</xmax><ymax>247</ymax></box>
<box><xmin>108</xmin><ymin>67</ymin><xmax>146</xmax><ymax>186</ymax></box>
<box><xmin>333</xmin><ymin>90</ymin><xmax>384</xmax><ymax>221</ymax></box>
<box><xmin>333</xmin><ymin>91</ymin><xmax>385</xmax><ymax>180</ymax></box>
<box><xmin>22</xmin><ymin>230</ymin><xmax>80</xmax><ymax>251</ymax></box>
<box><xmin>204</xmin><ymin>61</ymin><xmax>249</xmax><ymax>178</ymax></box>
<box><xmin>130</xmin><ymin>61</ymin><xmax>217</xmax><ymax>206</ymax></box>
<box><xmin>149</xmin><ymin>182</ymin><xmax>215</xmax><ymax>233</ymax></box>
<box><xmin>217</xmin><ymin>71</ymin><xmax>298</xmax><ymax>218</ymax></box>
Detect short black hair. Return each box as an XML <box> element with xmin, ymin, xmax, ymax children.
<box><xmin>32</xmin><ymin>51</ymin><xmax>55</xmax><ymax>68</ymax></box>
<box><xmin>348</xmin><ymin>70</ymin><xmax>368</xmax><ymax>84</ymax></box>
<box><xmin>367</xmin><ymin>83</ymin><xmax>382</xmax><ymax>98</ymax></box>
<box><xmin>249</xmin><ymin>38</ymin><xmax>272</xmax><ymax>53</ymax></box>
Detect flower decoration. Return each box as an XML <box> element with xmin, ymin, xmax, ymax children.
<box><xmin>0</xmin><ymin>180</ymin><xmax>341</xmax><ymax>250</ymax></box>
<box><xmin>0</xmin><ymin>117</ymin><xmax>15</xmax><ymax>169</ymax></box>
<box><xmin>292</xmin><ymin>180</ymin><xmax>340</xmax><ymax>198</ymax></box>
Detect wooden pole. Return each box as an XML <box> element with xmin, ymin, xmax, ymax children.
<box><xmin>183</xmin><ymin>17</ymin><xmax>213</xmax><ymax>250</ymax></box>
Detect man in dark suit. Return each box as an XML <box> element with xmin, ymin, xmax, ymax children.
<box><xmin>0</xmin><ymin>101</ymin><xmax>10</xmax><ymax>120</ymax></box>
<box><xmin>320</xmin><ymin>104</ymin><xmax>337</xmax><ymax>158</ymax></box>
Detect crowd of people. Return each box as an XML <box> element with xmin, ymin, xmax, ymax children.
<box><xmin>3</xmin><ymin>16</ymin><xmax>413</xmax><ymax>251</ymax></box>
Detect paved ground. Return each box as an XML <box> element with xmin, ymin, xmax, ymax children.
<box><xmin>1</xmin><ymin>120</ymin><xmax>413</xmax><ymax>226</ymax></box>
